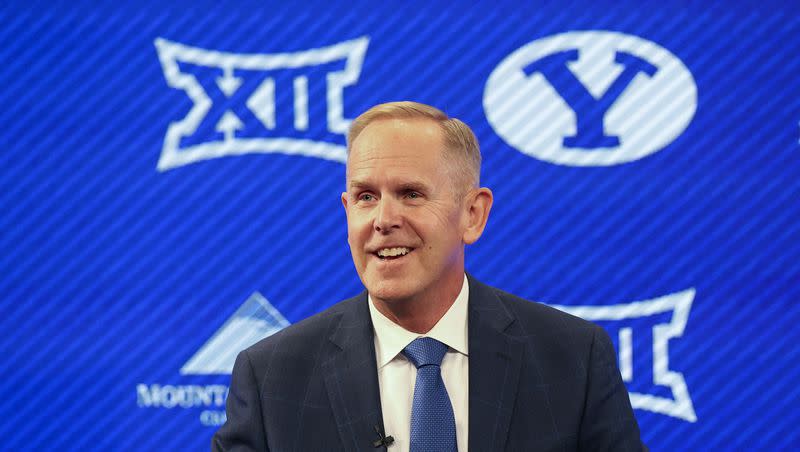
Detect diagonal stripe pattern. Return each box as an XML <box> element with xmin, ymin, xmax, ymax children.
<box><xmin>0</xmin><ymin>1</ymin><xmax>799</xmax><ymax>450</ymax></box>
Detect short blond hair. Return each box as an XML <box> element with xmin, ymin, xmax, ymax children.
<box><xmin>346</xmin><ymin>101</ymin><xmax>481</xmax><ymax>188</ymax></box>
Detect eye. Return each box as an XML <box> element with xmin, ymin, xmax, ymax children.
<box><xmin>405</xmin><ymin>191</ymin><xmax>421</xmax><ymax>199</ymax></box>
<box><xmin>358</xmin><ymin>193</ymin><xmax>375</xmax><ymax>202</ymax></box>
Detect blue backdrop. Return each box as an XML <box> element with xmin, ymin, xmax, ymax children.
<box><xmin>2</xmin><ymin>1</ymin><xmax>799</xmax><ymax>450</ymax></box>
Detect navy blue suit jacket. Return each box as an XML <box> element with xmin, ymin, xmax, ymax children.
<box><xmin>212</xmin><ymin>275</ymin><xmax>644</xmax><ymax>451</ymax></box>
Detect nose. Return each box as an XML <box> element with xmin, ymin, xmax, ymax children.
<box><xmin>374</xmin><ymin>198</ymin><xmax>402</xmax><ymax>232</ymax></box>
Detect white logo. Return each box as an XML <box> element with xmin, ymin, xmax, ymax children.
<box><xmin>137</xmin><ymin>292</ymin><xmax>290</xmax><ymax>426</ymax></box>
<box><xmin>484</xmin><ymin>31</ymin><xmax>697</xmax><ymax>166</ymax></box>
<box><xmin>551</xmin><ymin>288</ymin><xmax>697</xmax><ymax>422</ymax></box>
<box><xmin>154</xmin><ymin>37</ymin><xmax>369</xmax><ymax>171</ymax></box>
<box><xmin>182</xmin><ymin>292</ymin><xmax>290</xmax><ymax>374</ymax></box>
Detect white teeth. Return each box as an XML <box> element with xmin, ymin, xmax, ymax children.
<box><xmin>377</xmin><ymin>247</ymin><xmax>411</xmax><ymax>257</ymax></box>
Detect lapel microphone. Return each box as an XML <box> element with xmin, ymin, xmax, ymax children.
<box><xmin>372</xmin><ymin>425</ymin><xmax>394</xmax><ymax>448</ymax></box>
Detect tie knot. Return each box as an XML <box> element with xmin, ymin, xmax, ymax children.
<box><xmin>402</xmin><ymin>337</ymin><xmax>448</xmax><ymax>368</ymax></box>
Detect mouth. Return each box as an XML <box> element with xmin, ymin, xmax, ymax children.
<box><xmin>373</xmin><ymin>246</ymin><xmax>414</xmax><ymax>261</ymax></box>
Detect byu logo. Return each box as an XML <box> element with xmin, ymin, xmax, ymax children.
<box><xmin>484</xmin><ymin>31</ymin><xmax>697</xmax><ymax>166</ymax></box>
<box><xmin>551</xmin><ymin>288</ymin><xmax>697</xmax><ymax>422</ymax></box>
<box><xmin>154</xmin><ymin>37</ymin><xmax>369</xmax><ymax>171</ymax></box>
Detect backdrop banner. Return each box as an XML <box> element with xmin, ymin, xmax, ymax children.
<box><xmin>2</xmin><ymin>1</ymin><xmax>798</xmax><ymax>450</ymax></box>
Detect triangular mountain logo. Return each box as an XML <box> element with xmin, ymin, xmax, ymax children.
<box><xmin>181</xmin><ymin>292</ymin><xmax>291</xmax><ymax>375</ymax></box>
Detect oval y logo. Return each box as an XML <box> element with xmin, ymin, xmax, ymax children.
<box><xmin>484</xmin><ymin>31</ymin><xmax>697</xmax><ymax>166</ymax></box>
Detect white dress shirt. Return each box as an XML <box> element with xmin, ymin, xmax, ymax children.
<box><xmin>368</xmin><ymin>275</ymin><xmax>469</xmax><ymax>452</ymax></box>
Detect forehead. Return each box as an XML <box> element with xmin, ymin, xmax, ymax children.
<box><xmin>347</xmin><ymin>118</ymin><xmax>447</xmax><ymax>184</ymax></box>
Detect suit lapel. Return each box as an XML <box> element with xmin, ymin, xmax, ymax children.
<box><xmin>322</xmin><ymin>293</ymin><xmax>386</xmax><ymax>452</ymax></box>
<box><xmin>467</xmin><ymin>275</ymin><xmax>523</xmax><ymax>452</ymax></box>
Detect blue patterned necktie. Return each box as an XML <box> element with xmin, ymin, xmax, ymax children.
<box><xmin>402</xmin><ymin>337</ymin><xmax>458</xmax><ymax>452</ymax></box>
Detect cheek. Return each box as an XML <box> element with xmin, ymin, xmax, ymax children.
<box><xmin>414</xmin><ymin>204</ymin><xmax>450</xmax><ymax>232</ymax></box>
<box><xmin>347</xmin><ymin>215</ymin><xmax>372</xmax><ymax>246</ymax></box>
<box><xmin>425</xmin><ymin>203</ymin><xmax>465</xmax><ymax>233</ymax></box>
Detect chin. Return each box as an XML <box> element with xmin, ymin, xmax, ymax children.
<box><xmin>363</xmin><ymin>276</ymin><xmax>418</xmax><ymax>303</ymax></box>
<box><xmin>367</xmin><ymin>282</ymin><xmax>412</xmax><ymax>303</ymax></box>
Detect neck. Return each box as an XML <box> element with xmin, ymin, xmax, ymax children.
<box><xmin>371</xmin><ymin>271</ymin><xmax>465</xmax><ymax>334</ymax></box>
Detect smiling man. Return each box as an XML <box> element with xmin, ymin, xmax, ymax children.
<box><xmin>213</xmin><ymin>102</ymin><xmax>644</xmax><ymax>451</ymax></box>
<box><xmin>342</xmin><ymin>110</ymin><xmax>490</xmax><ymax>335</ymax></box>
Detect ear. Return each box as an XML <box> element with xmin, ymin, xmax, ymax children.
<box><xmin>342</xmin><ymin>192</ymin><xmax>352</xmax><ymax>245</ymax></box>
<box><xmin>462</xmin><ymin>187</ymin><xmax>493</xmax><ymax>245</ymax></box>
<box><xmin>341</xmin><ymin>192</ymin><xmax>350</xmax><ymax>218</ymax></box>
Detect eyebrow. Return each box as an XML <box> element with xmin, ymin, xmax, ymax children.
<box><xmin>347</xmin><ymin>180</ymin><xmax>430</xmax><ymax>193</ymax></box>
<box><xmin>396</xmin><ymin>182</ymin><xmax>428</xmax><ymax>193</ymax></box>
<box><xmin>347</xmin><ymin>180</ymin><xmax>373</xmax><ymax>191</ymax></box>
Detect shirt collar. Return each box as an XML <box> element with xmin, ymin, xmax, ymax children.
<box><xmin>369</xmin><ymin>274</ymin><xmax>469</xmax><ymax>368</ymax></box>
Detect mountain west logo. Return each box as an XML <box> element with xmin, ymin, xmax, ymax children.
<box><xmin>551</xmin><ymin>289</ymin><xmax>697</xmax><ymax>422</ymax></box>
<box><xmin>182</xmin><ymin>292</ymin><xmax>290</xmax><ymax>374</ymax></box>
<box><xmin>484</xmin><ymin>31</ymin><xmax>697</xmax><ymax>166</ymax></box>
<box><xmin>154</xmin><ymin>37</ymin><xmax>369</xmax><ymax>171</ymax></box>
<box><xmin>136</xmin><ymin>292</ymin><xmax>290</xmax><ymax>426</ymax></box>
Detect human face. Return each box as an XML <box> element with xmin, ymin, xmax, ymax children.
<box><xmin>342</xmin><ymin>118</ymin><xmax>469</xmax><ymax>307</ymax></box>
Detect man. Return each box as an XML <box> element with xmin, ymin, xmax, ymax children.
<box><xmin>213</xmin><ymin>102</ymin><xmax>644</xmax><ymax>451</ymax></box>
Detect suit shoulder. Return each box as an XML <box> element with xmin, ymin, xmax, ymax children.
<box><xmin>241</xmin><ymin>293</ymin><xmax>362</xmax><ymax>362</ymax></box>
<box><xmin>489</xmin><ymin>286</ymin><xmax>601</xmax><ymax>339</ymax></box>
<box><xmin>483</xmin><ymin>285</ymin><xmax>611</xmax><ymax>380</ymax></box>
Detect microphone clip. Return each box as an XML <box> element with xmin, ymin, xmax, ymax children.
<box><xmin>372</xmin><ymin>425</ymin><xmax>394</xmax><ymax>448</ymax></box>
